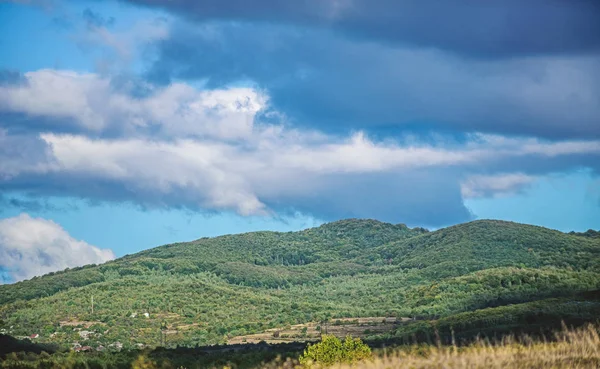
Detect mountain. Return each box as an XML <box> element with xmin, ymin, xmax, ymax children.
<box><xmin>0</xmin><ymin>219</ymin><xmax>599</xmax><ymax>349</ymax></box>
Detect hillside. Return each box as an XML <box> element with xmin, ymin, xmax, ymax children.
<box><xmin>0</xmin><ymin>219</ymin><xmax>599</xmax><ymax>350</ymax></box>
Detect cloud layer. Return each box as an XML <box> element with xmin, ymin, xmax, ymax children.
<box><xmin>461</xmin><ymin>173</ymin><xmax>537</xmax><ymax>199</ymax></box>
<box><xmin>0</xmin><ymin>214</ymin><xmax>114</xmax><ymax>283</ymax></box>
<box><xmin>1</xmin><ymin>1</ymin><xmax>599</xmax><ymax>233</ymax></box>
<box><xmin>123</xmin><ymin>0</ymin><xmax>600</xmax><ymax>57</ymax></box>
<box><xmin>1</xmin><ymin>70</ymin><xmax>599</xmax><ymax>226</ymax></box>
<box><xmin>145</xmin><ymin>23</ymin><xmax>600</xmax><ymax>139</ymax></box>
<box><xmin>0</xmin><ymin>69</ymin><xmax>266</xmax><ymax>139</ymax></box>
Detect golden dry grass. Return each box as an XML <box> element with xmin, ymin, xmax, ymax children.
<box><xmin>261</xmin><ymin>324</ymin><xmax>600</xmax><ymax>369</ymax></box>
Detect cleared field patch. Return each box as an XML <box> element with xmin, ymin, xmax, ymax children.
<box><xmin>59</xmin><ymin>320</ymin><xmax>106</xmax><ymax>328</ymax></box>
<box><xmin>227</xmin><ymin>317</ymin><xmax>404</xmax><ymax>344</ymax></box>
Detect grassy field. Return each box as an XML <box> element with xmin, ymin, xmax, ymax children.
<box><xmin>260</xmin><ymin>323</ymin><xmax>600</xmax><ymax>369</ymax></box>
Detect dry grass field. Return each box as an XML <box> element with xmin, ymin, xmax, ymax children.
<box><xmin>256</xmin><ymin>323</ymin><xmax>600</xmax><ymax>369</ymax></box>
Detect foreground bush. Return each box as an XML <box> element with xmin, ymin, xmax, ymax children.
<box><xmin>299</xmin><ymin>335</ymin><xmax>372</xmax><ymax>366</ymax></box>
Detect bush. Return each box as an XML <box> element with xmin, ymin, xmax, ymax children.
<box><xmin>299</xmin><ymin>335</ymin><xmax>371</xmax><ymax>366</ymax></box>
<box><xmin>132</xmin><ymin>355</ymin><xmax>157</xmax><ymax>369</ymax></box>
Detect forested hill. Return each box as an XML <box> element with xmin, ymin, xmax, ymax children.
<box><xmin>0</xmin><ymin>219</ymin><xmax>426</xmax><ymax>304</ymax></box>
<box><xmin>1</xmin><ymin>219</ymin><xmax>599</xmax><ymax>349</ymax></box>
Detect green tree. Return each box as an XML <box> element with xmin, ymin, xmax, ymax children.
<box><xmin>299</xmin><ymin>335</ymin><xmax>371</xmax><ymax>366</ymax></box>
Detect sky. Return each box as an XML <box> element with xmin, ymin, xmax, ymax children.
<box><xmin>1</xmin><ymin>0</ymin><xmax>599</xmax><ymax>283</ymax></box>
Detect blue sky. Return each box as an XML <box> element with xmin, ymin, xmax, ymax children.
<box><xmin>1</xmin><ymin>0</ymin><xmax>599</xmax><ymax>283</ymax></box>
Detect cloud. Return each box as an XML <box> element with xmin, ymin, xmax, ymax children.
<box><xmin>1</xmin><ymin>70</ymin><xmax>599</xmax><ymax>226</ymax></box>
<box><xmin>0</xmin><ymin>193</ymin><xmax>76</xmax><ymax>212</ymax></box>
<box><xmin>0</xmin><ymin>129</ymin><xmax>53</xmax><ymax>179</ymax></box>
<box><xmin>145</xmin><ymin>23</ymin><xmax>600</xmax><ymax>140</ymax></box>
<box><xmin>13</xmin><ymin>131</ymin><xmax>476</xmax><ymax>225</ymax></box>
<box><xmin>122</xmin><ymin>0</ymin><xmax>600</xmax><ymax>58</ymax></box>
<box><xmin>0</xmin><ymin>69</ymin><xmax>266</xmax><ymax>139</ymax></box>
<box><xmin>40</xmin><ymin>133</ymin><xmax>268</xmax><ymax>216</ymax></box>
<box><xmin>461</xmin><ymin>173</ymin><xmax>537</xmax><ymax>199</ymax></box>
<box><xmin>0</xmin><ymin>214</ymin><xmax>114</xmax><ymax>283</ymax></box>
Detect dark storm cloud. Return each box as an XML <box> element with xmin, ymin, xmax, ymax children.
<box><xmin>0</xmin><ymin>131</ymin><xmax>53</xmax><ymax>174</ymax></box>
<box><xmin>0</xmin><ymin>193</ymin><xmax>77</xmax><ymax>213</ymax></box>
<box><xmin>123</xmin><ymin>0</ymin><xmax>600</xmax><ymax>58</ymax></box>
<box><xmin>265</xmin><ymin>170</ymin><xmax>472</xmax><ymax>227</ymax></box>
<box><xmin>145</xmin><ymin>23</ymin><xmax>600</xmax><ymax>139</ymax></box>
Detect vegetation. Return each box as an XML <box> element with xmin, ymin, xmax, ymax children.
<box><xmin>569</xmin><ymin>229</ymin><xmax>600</xmax><ymax>239</ymax></box>
<box><xmin>0</xmin><ymin>219</ymin><xmax>598</xmax><ymax>353</ymax></box>
<box><xmin>0</xmin><ymin>334</ymin><xmax>58</xmax><ymax>357</ymax></box>
<box><xmin>303</xmin><ymin>323</ymin><xmax>600</xmax><ymax>369</ymax></box>
<box><xmin>299</xmin><ymin>335</ymin><xmax>371</xmax><ymax>366</ymax></box>
<box><xmin>380</xmin><ymin>291</ymin><xmax>600</xmax><ymax>345</ymax></box>
<box><xmin>1</xmin><ymin>324</ymin><xmax>599</xmax><ymax>368</ymax></box>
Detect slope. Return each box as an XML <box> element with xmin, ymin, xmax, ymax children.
<box><xmin>370</xmin><ymin>220</ymin><xmax>600</xmax><ymax>278</ymax></box>
<box><xmin>0</xmin><ymin>219</ymin><xmax>424</xmax><ymax>304</ymax></box>
<box><xmin>0</xmin><ymin>219</ymin><xmax>598</xmax><ymax>349</ymax></box>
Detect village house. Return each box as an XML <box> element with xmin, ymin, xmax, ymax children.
<box><xmin>78</xmin><ymin>330</ymin><xmax>93</xmax><ymax>339</ymax></box>
<box><xmin>108</xmin><ymin>341</ymin><xmax>123</xmax><ymax>351</ymax></box>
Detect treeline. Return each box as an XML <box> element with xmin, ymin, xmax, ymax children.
<box><xmin>376</xmin><ymin>291</ymin><xmax>600</xmax><ymax>345</ymax></box>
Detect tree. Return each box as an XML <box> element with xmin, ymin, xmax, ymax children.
<box><xmin>299</xmin><ymin>335</ymin><xmax>371</xmax><ymax>366</ymax></box>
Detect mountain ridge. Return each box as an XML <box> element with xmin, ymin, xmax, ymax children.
<box><xmin>1</xmin><ymin>218</ymin><xmax>599</xmax><ymax>349</ymax></box>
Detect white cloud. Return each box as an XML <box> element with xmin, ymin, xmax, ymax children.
<box><xmin>40</xmin><ymin>133</ymin><xmax>267</xmax><ymax>215</ymax></box>
<box><xmin>273</xmin><ymin>131</ymin><xmax>477</xmax><ymax>173</ymax></box>
<box><xmin>461</xmin><ymin>173</ymin><xmax>538</xmax><ymax>199</ymax></box>
<box><xmin>468</xmin><ymin>134</ymin><xmax>600</xmax><ymax>157</ymax></box>
<box><xmin>1</xmin><ymin>69</ymin><xmax>600</xmax><ymax>222</ymax></box>
<box><xmin>0</xmin><ymin>71</ymin><xmax>106</xmax><ymax>130</ymax></box>
<box><xmin>0</xmin><ymin>70</ymin><xmax>267</xmax><ymax>139</ymax></box>
<box><xmin>0</xmin><ymin>214</ymin><xmax>115</xmax><ymax>283</ymax></box>
<box><xmin>28</xmin><ymin>130</ymin><xmax>600</xmax><ymax>216</ymax></box>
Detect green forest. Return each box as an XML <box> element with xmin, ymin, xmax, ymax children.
<box><xmin>1</xmin><ymin>219</ymin><xmax>599</xmax><ymax>364</ymax></box>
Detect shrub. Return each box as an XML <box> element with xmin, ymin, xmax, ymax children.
<box><xmin>132</xmin><ymin>355</ymin><xmax>157</xmax><ymax>369</ymax></box>
<box><xmin>299</xmin><ymin>335</ymin><xmax>371</xmax><ymax>366</ymax></box>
